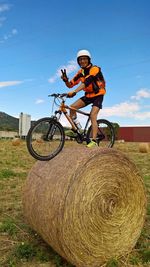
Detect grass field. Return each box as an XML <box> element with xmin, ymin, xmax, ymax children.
<box><xmin>0</xmin><ymin>140</ymin><xmax>149</xmax><ymax>267</ymax></box>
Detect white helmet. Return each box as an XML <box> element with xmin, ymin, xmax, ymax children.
<box><xmin>77</xmin><ymin>49</ymin><xmax>91</xmax><ymax>60</ymax></box>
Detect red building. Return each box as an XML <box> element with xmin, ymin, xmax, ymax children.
<box><xmin>118</xmin><ymin>126</ymin><xmax>150</xmax><ymax>142</ymax></box>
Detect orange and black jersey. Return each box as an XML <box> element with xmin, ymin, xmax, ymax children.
<box><xmin>67</xmin><ymin>64</ymin><xmax>106</xmax><ymax>98</ymax></box>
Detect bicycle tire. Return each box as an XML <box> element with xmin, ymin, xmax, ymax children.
<box><xmin>86</xmin><ymin>119</ymin><xmax>115</xmax><ymax>148</ymax></box>
<box><xmin>26</xmin><ymin>117</ymin><xmax>65</xmax><ymax>161</ymax></box>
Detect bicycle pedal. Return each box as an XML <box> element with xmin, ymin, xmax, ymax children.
<box><xmin>75</xmin><ymin>135</ymin><xmax>83</xmax><ymax>144</ymax></box>
<box><xmin>97</xmin><ymin>134</ymin><xmax>105</xmax><ymax>141</ymax></box>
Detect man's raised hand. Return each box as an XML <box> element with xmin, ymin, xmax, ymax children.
<box><xmin>61</xmin><ymin>69</ymin><xmax>68</xmax><ymax>82</ymax></box>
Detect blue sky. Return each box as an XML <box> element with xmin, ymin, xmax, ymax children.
<box><xmin>0</xmin><ymin>0</ymin><xmax>150</xmax><ymax>126</ymax></box>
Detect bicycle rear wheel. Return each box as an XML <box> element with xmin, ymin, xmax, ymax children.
<box><xmin>26</xmin><ymin>117</ymin><xmax>65</xmax><ymax>161</ymax></box>
<box><xmin>86</xmin><ymin>119</ymin><xmax>115</xmax><ymax>148</ymax></box>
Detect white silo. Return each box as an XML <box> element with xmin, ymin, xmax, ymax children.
<box><xmin>19</xmin><ymin>112</ymin><xmax>31</xmax><ymax>138</ymax></box>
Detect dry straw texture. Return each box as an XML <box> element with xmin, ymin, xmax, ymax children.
<box><xmin>139</xmin><ymin>142</ymin><xmax>150</xmax><ymax>153</ymax></box>
<box><xmin>23</xmin><ymin>147</ymin><xmax>147</xmax><ymax>267</ymax></box>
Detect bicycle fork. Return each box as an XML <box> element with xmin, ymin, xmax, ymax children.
<box><xmin>43</xmin><ymin>117</ymin><xmax>59</xmax><ymax>141</ymax></box>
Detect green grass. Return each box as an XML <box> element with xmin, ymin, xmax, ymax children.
<box><xmin>106</xmin><ymin>258</ymin><xmax>119</xmax><ymax>267</ymax></box>
<box><xmin>0</xmin><ymin>169</ymin><xmax>16</xmax><ymax>179</ymax></box>
<box><xmin>13</xmin><ymin>242</ymin><xmax>36</xmax><ymax>260</ymax></box>
<box><xmin>0</xmin><ymin>218</ymin><xmax>18</xmax><ymax>236</ymax></box>
<box><xmin>0</xmin><ymin>140</ymin><xmax>149</xmax><ymax>267</ymax></box>
<box><xmin>129</xmin><ymin>255</ymin><xmax>140</xmax><ymax>265</ymax></box>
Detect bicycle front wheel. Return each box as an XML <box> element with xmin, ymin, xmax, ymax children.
<box><xmin>86</xmin><ymin>119</ymin><xmax>115</xmax><ymax>148</ymax></box>
<box><xmin>26</xmin><ymin>117</ymin><xmax>65</xmax><ymax>161</ymax></box>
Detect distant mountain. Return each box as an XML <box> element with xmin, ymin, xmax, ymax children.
<box><xmin>0</xmin><ymin>111</ymin><xmax>70</xmax><ymax>132</ymax></box>
<box><xmin>0</xmin><ymin>112</ymin><xmax>19</xmax><ymax>131</ymax></box>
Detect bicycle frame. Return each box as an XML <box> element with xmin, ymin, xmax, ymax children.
<box><xmin>54</xmin><ymin>97</ymin><xmax>91</xmax><ymax>135</ymax></box>
<box><xmin>26</xmin><ymin>93</ymin><xmax>115</xmax><ymax>161</ymax></box>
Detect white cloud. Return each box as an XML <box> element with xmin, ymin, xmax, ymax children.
<box><xmin>59</xmin><ymin>88</ymin><xmax>150</xmax><ymax>126</ymax></box>
<box><xmin>0</xmin><ymin>80</ymin><xmax>24</xmax><ymax>88</ymax></box>
<box><xmin>35</xmin><ymin>99</ymin><xmax>44</xmax><ymax>104</ymax></box>
<box><xmin>0</xmin><ymin>3</ymin><xmax>11</xmax><ymax>27</ymax></box>
<box><xmin>0</xmin><ymin>16</ymin><xmax>6</xmax><ymax>27</ymax></box>
<box><xmin>0</xmin><ymin>3</ymin><xmax>11</xmax><ymax>13</ymax></box>
<box><xmin>100</xmin><ymin>100</ymin><xmax>150</xmax><ymax>121</ymax></box>
<box><xmin>97</xmin><ymin>88</ymin><xmax>150</xmax><ymax>121</ymax></box>
<box><xmin>12</xmin><ymin>28</ymin><xmax>18</xmax><ymax>35</ymax></box>
<box><xmin>0</xmin><ymin>28</ymin><xmax>18</xmax><ymax>43</ymax></box>
<box><xmin>0</xmin><ymin>3</ymin><xmax>17</xmax><ymax>42</ymax></box>
<box><xmin>48</xmin><ymin>60</ymin><xmax>78</xmax><ymax>83</ymax></box>
<box><xmin>131</xmin><ymin>112</ymin><xmax>150</xmax><ymax>120</ymax></box>
<box><xmin>11</xmin><ymin>29</ymin><xmax>18</xmax><ymax>35</ymax></box>
<box><xmin>101</xmin><ymin>101</ymin><xmax>139</xmax><ymax>118</ymax></box>
<box><xmin>59</xmin><ymin>114</ymin><xmax>70</xmax><ymax>127</ymax></box>
<box><xmin>143</xmin><ymin>105</ymin><xmax>150</xmax><ymax>109</ymax></box>
<box><xmin>56</xmin><ymin>99</ymin><xmax>150</xmax><ymax>127</ymax></box>
<box><xmin>131</xmin><ymin>88</ymin><xmax>150</xmax><ymax>100</ymax></box>
<box><xmin>59</xmin><ymin>112</ymin><xmax>85</xmax><ymax>127</ymax></box>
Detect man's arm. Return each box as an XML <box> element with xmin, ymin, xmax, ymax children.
<box><xmin>74</xmin><ymin>83</ymin><xmax>85</xmax><ymax>93</ymax></box>
<box><xmin>67</xmin><ymin>83</ymin><xmax>85</xmax><ymax>97</ymax></box>
<box><xmin>61</xmin><ymin>69</ymin><xmax>82</xmax><ymax>89</ymax></box>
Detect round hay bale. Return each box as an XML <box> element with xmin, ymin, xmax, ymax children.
<box><xmin>23</xmin><ymin>147</ymin><xmax>147</xmax><ymax>267</ymax></box>
<box><xmin>12</xmin><ymin>138</ymin><xmax>21</xmax><ymax>146</ymax></box>
<box><xmin>139</xmin><ymin>143</ymin><xmax>149</xmax><ymax>153</ymax></box>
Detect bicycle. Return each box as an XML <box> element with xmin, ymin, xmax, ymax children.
<box><xmin>26</xmin><ymin>93</ymin><xmax>115</xmax><ymax>161</ymax></box>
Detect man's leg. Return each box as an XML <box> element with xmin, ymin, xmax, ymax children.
<box><xmin>70</xmin><ymin>98</ymin><xmax>85</xmax><ymax>118</ymax></box>
<box><xmin>90</xmin><ymin>106</ymin><xmax>100</xmax><ymax>140</ymax></box>
<box><xmin>65</xmin><ymin>98</ymin><xmax>85</xmax><ymax>138</ymax></box>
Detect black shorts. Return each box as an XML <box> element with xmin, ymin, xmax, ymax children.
<box><xmin>80</xmin><ymin>95</ymin><xmax>104</xmax><ymax>109</ymax></box>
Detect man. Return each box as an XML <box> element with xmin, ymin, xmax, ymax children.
<box><xmin>61</xmin><ymin>49</ymin><xmax>106</xmax><ymax>148</ymax></box>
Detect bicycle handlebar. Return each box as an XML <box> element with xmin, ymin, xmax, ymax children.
<box><xmin>48</xmin><ymin>93</ymin><xmax>68</xmax><ymax>98</ymax></box>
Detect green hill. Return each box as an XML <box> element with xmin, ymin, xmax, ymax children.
<box><xmin>0</xmin><ymin>112</ymin><xmax>70</xmax><ymax>132</ymax></box>
<box><xmin>0</xmin><ymin>112</ymin><xmax>19</xmax><ymax>131</ymax></box>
